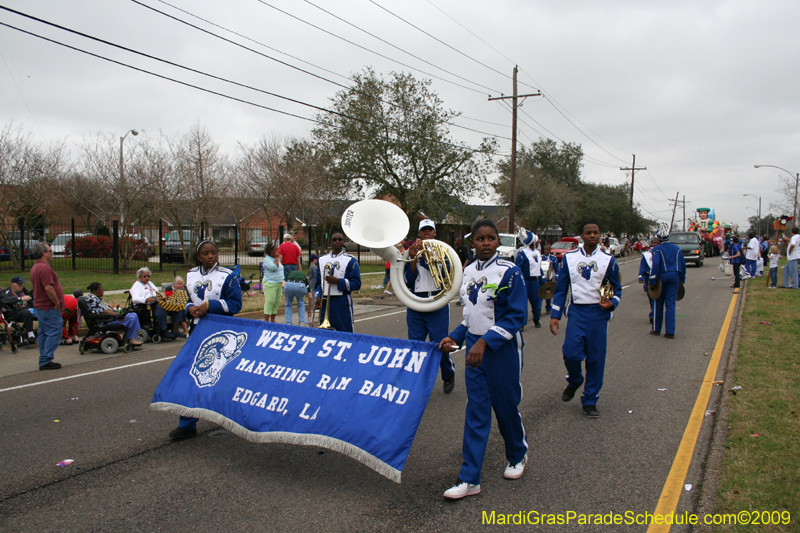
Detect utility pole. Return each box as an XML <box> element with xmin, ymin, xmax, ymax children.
<box><xmin>620</xmin><ymin>154</ymin><xmax>646</xmax><ymax>238</ymax></box>
<box><xmin>682</xmin><ymin>195</ymin><xmax>686</xmax><ymax>231</ymax></box>
<box><xmin>669</xmin><ymin>192</ymin><xmax>680</xmax><ymax>232</ymax></box>
<box><xmin>489</xmin><ymin>67</ymin><xmax>540</xmax><ymax>232</ymax></box>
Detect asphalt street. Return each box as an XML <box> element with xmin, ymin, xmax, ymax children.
<box><xmin>0</xmin><ymin>257</ymin><xmax>738</xmax><ymax>532</ymax></box>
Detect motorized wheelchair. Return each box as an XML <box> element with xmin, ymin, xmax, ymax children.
<box><xmin>123</xmin><ymin>291</ymin><xmax>178</xmax><ymax>344</ymax></box>
<box><xmin>0</xmin><ymin>308</ymin><xmax>27</xmax><ymax>353</ymax></box>
<box><xmin>76</xmin><ymin>297</ymin><xmax>136</xmax><ymax>354</ymax></box>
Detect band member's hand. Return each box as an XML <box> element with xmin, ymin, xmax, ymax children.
<box><xmin>599</xmin><ymin>300</ymin><xmax>613</xmax><ymax>310</ymax></box>
<box><xmin>466</xmin><ymin>338</ymin><xmax>487</xmax><ymax>368</ymax></box>
<box><xmin>408</xmin><ymin>239</ymin><xmax>423</xmax><ymax>259</ymax></box>
<box><xmin>324</xmin><ymin>275</ymin><xmax>338</xmax><ymax>285</ymax></box>
<box><xmin>439</xmin><ymin>337</ymin><xmax>458</xmax><ymax>353</ymax></box>
<box><xmin>314</xmin><ymin>298</ymin><xmax>322</xmax><ymax>310</ymax></box>
<box><xmin>188</xmin><ymin>305</ymin><xmax>200</xmax><ymax>317</ymax></box>
<box><xmin>639</xmin><ymin>279</ymin><xmax>644</xmax><ymax>284</ymax></box>
<box><xmin>549</xmin><ymin>318</ymin><xmax>560</xmax><ymax>336</ymax></box>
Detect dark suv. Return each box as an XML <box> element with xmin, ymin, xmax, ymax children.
<box><xmin>161</xmin><ymin>230</ymin><xmax>198</xmax><ymax>263</ymax></box>
<box><xmin>668</xmin><ymin>231</ymin><xmax>704</xmax><ymax>267</ymax></box>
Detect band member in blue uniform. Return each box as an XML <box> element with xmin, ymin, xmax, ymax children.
<box><xmin>315</xmin><ymin>232</ymin><xmax>361</xmax><ymax>333</ymax></box>
<box><xmin>515</xmin><ymin>231</ymin><xmax>542</xmax><ymax>328</ymax></box>
<box><xmin>439</xmin><ymin>218</ymin><xmax>529</xmax><ymax>500</ymax></box>
<box><xmin>638</xmin><ymin>237</ymin><xmax>660</xmax><ymax>324</ymax></box>
<box><xmin>649</xmin><ymin>226</ymin><xmax>686</xmax><ymax>339</ymax></box>
<box><xmin>405</xmin><ymin>219</ymin><xmax>456</xmax><ymax>394</ymax></box>
<box><xmin>169</xmin><ymin>240</ymin><xmax>243</xmax><ymax>440</ymax></box>
<box><xmin>550</xmin><ymin>221</ymin><xmax>622</xmax><ymax>419</ymax></box>
<box><xmin>540</xmin><ymin>242</ymin><xmax>558</xmax><ymax>314</ymax></box>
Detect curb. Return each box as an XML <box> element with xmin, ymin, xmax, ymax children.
<box><xmin>691</xmin><ymin>283</ymin><xmax>747</xmax><ymax>531</ymax></box>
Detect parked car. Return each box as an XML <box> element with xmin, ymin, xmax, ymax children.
<box><xmin>550</xmin><ymin>237</ymin><xmax>581</xmax><ymax>261</ymax></box>
<box><xmin>161</xmin><ymin>230</ymin><xmax>199</xmax><ymax>263</ymax></box>
<box><xmin>497</xmin><ymin>233</ymin><xmax>523</xmax><ymax>261</ymax></box>
<box><xmin>51</xmin><ymin>232</ymin><xmax>93</xmax><ymax>256</ymax></box>
<box><xmin>605</xmin><ymin>237</ymin><xmax>625</xmax><ymax>257</ymax></box>
<box><xmin>247</xmin><ymin>237</ymin><xmax>272</xmax><ymax>257</ymax></box>
<box><xmin>668</xmin><ymin>231</ymin><xmax>705</xmax><ymax>267</ymax></box>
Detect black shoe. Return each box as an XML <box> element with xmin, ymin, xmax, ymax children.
<box><xmin>23</xmin><ymin>341</ymin><xmax>37</xmax><ymax>349</ymax></box>
<box><xmin>562</xmin><ymin>385</ymin><xmax>579</xmax><ymax>402</ymax></box>
<box><xmin>175</xmin><ymin>332</ymin><xmax>187</xmax><ymax>339</ymax></box>
<box><xmin>650</xmin><ymin>330</ymin><xmax>661</xmax><ymax>336</ymax></box>
<box><xmin>649</xmin><ymin>317</ymin><xmax>654</xmax><ymax>324</ymax></box>
<box><xmin>39</xmin><ymin>361</ymin><xmax>62</xmax><ymax>371</ymax></box>
<box><xmin>534</xmin><ymin>321</ymin><xmax>541</xmax><ymax>328</ymax></box>
<box><xmin>583</xmin><ymin>404</ymin><xmax>600</xmax><ymax>418</ymax></box>
<box><xmin>664</xmin><ymin>333</ymin><xmax>675</xmax><ymax>339</ymax></box>
<box><xmin>161</xmin><ymin>331</ymin><xmax>177</xmax><ymax>340</ymax></box>
<box><xmin>545</xmin><ymin>308</ymin><xmax>551</xmax><ymax>315</ymax></box>
<box><xmin>169</xmin><ymin>427</ymin><xmax>197</xmax><ymax>440</ymax></box>
<box><xmin>27</xmin><ymin>337</ymin><xmax>37</xmax><ymax>345</ymax></box>
<box><xmin>443</xmin><ymin>376</ymin><xmax>455</xmax><ymax>394</ymax></box>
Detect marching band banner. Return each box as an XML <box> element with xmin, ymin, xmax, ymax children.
<box><xmin>151</xmin><ymin>314</ymin><xmax>440</xmax><ymax>482</ymax></box>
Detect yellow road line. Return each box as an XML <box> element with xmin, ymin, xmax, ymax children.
<box><xmin>647</xmin><ymin>292</ymin><xmax>739</xmax><ymax>533</ymax></box>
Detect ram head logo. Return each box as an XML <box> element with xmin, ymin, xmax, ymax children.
<box><xmin>466</xmin><ymin>276</ymin><xmax>488</xmax><ymax>305</ymax></box>
<box><xmin>190</xmin><ymin>330</ymin><xmax>248</xmax><ymax>388</ymax></box>
<box><xmin>193</xmin><ymin>279</ymin><xmax>213</xmax><ymax>300</ymax></box>
<box><xmin>576</xmin><ymin>261</ymin><xmax>598</xmax><ymax>281</ymax></box>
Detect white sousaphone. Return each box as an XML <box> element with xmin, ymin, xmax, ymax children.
<box><xmin>341</xmin><ymin>199</ymin><xmax>463</xmax><ymax>313</ymax></box>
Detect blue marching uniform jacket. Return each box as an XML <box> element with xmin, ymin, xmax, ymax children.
<box><xmin>638</xmin><ymin>251</ymin><xmax>655</xmax><ymax>320</ymax></box>
<box><xmin>315</xmin><ymin>251</ymin><xmax>361</xmax><ymax>333</ymax></box>
<box><xmin>648</xmin><ymin>242</ymin><xmax>686</xmax><ymax>336</ymax></box>
<box><xmin>448</xmin><ymin>252</ymin><xmax>528</xmax><ymax>485</ymax></box>
<box><xmin>551</xmin><ymin>247</ymin><xmax>622</xmax><ymax>406</ymax></box>
<box><xmin>404</xmin><ymin>255</ymin><xmax>454</xmax><ymax>381</ymax></box>
<box><xmin>515</xmin><ymin>246</ymin><xmax>542</xmax><ymax>324</ymax></box>
<box><xmin>179</xmin><ymin>263</ymin><xmax>243</xmax><ymax>430</ymax></box>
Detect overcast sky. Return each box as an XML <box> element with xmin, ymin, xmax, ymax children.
<box><xmin>1</xmin><ymin>0</ymin><xmax>799</xmax><ymax>231</ymax></box>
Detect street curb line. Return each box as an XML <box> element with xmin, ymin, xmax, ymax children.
<box><xmin>646</xmin><ymin>290</ymin><xmax>739</xmax><ymax>533</ymax></box>
<box><xmin>692</xmin><ymin>284</ymin><xmax>747</xmax><ymax>531</ymax></box>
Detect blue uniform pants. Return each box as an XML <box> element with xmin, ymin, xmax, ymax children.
<box><xmin>319</xmin><ymin>295</ymin><xmax>354</xmax><ymax>333</ymax></box>
<box><xmin>562</xmin><ymin>304</ymin><xmax>610</xmax><ymax>406</ymax></box>
<box><xmin>653</xmin><ymin>272</ymin><xmax>680</xmax><ymax>335</ymax></box>
<box><xmin>460</xmin><ymin>332</ymin><xmax>527</xmax><ymax>485</ymax></box>
<box><xmin>642</xmin><ymin>284</ymin><xmax>654</xmax><ymax>320</ymax></box>
<box><xmin>407</xmin><ymin>306</ymin><xmax>454</xmax><ymax>381</ymax></box>
<box><xmin>523</xmin><ymin>277</ymin><xmax>540</xmax><ymax>324</ymax></box>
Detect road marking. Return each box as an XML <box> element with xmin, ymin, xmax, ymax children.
<box><xmin>622</xmin><ymin>284</ymin><xmax>630</xmax><ymax>290</ymax></box>
<box><xmin>0</xmin><ymin>356</ymin><xmax>177</xmax><ymax>394</ymax></box>
<box><xmin>647</xmin><ymin>292</ymin><xmax>739</xmax><ymax>533</ymax></box>
<box><xmin>354</xmin><ymin>309</ymin><xmax>408</xmax><ymax>322</ymax></box>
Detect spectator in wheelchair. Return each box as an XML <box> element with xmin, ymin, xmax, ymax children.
<box><xmin>84</xmin><ymin>282</ymin><xmax>143</xmax><ymax>346</ymax></box>
<box><xmin>162</xmin><ymin>275</ymin><xmax>189</xmax><ymax>338</ymax></box>
<box><xmin>0</xmin><ymin>275</ymin><xmax>38</xmax><ymax>348</ymax></box>
<box><xmin>129</xmin><ymin>266</ymin><xmax>176</xmax><ymax>340</ymax></box>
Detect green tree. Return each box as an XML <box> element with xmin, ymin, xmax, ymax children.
<box><xmin>312</xmin><ymin>68</ymin><xmax>495</xmax><ymax>222</ymax></box>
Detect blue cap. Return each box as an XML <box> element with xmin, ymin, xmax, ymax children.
<box><xmin>11</xmin><ymin>276</ymin><xmax>24</xmax><ymax>285</ymax></box>
<box><xmin>309</xmin><ymin>254</ymin><xmax>318</xmax><ymax>262</ymax></box>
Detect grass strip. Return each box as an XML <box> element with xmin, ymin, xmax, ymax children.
<box><xmin>716</xmin><ymin>263</ymin><xmax>799</xmax><ymax>532</ymax></box>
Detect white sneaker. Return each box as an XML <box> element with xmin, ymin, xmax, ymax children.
<box><xmin>443</xmin><ymin>481</ymin><xmax>481</xmax><ymax>499</ymax></box>
<box><xmin>384</xmin><ymin>290</ymin><xmax>393</xmax><ymax>295</ymax></box>
<box><xmin>504</xmin><ymin>454</ymin><xmax>527</xmax><ymax>480</ymax></box>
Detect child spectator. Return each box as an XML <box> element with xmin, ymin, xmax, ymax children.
<box><xmin>768</xmin><ymin>244</ymin><xmax>780</xmax><ymax>288</ymax></box>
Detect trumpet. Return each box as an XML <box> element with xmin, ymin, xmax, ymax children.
<box><xmin>318</xmin><ymin>264</ymin><xmax>335</xmax><ymax>330</ymax></box>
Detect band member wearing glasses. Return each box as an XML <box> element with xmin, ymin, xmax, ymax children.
<box><xmin>315</xmin><ymin>232</ymin><xmax>361</xmax><ymax>332</ymax></box>
<box><xmin>404</xmin><ymin>219</ymin><xmax>456</xmax><ymax>394</ymax></box>
<box><xmin>550</xmin><ymin>220</ymin><xmax>622</xmax><ymax>420</ymax></box>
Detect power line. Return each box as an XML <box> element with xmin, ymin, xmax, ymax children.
<box><xmin>302</xmin><ymin>0</ymin><xmax>499</xmax><ymax>94</ymax></box>
<box><xmin>251</xmin><ymin>0</ymin><xmax>489</xmax><ymax>96</ymax></box>
<box><xmin>543</xmin><ymin>96</ymin><xmax>629</xmax><ymax>164</ymax></box>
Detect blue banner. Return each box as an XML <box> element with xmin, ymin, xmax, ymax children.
<box><xmin>151</xmin><ymin>314</ymin><xmax>440</xmax><ymax>482</ymax></box>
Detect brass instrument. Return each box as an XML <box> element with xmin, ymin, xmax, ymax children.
<box><xmin>408</xmin><ymin>240</ymin><xmax>456</xmax><ymax>301</ymax></box>
<box><xmin>600</xmin><ymin>272</ymin><xmax>622</xmax><ymax>303</ymax></box>
<box><xmin>318</xmin><ymin>264</ymin><xmax>335</xmax><ymax>330</ymax></box>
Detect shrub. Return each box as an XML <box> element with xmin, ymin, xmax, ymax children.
<box><xmin>66</xmin><ymin>236</ymin><xmax>112</xmax><ymax>258</ymax></box>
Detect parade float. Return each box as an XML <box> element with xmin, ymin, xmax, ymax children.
<box><xmin>687</xmin><ymin>208</ymin><xmax>736</xmax><ymax>257</ymax></box>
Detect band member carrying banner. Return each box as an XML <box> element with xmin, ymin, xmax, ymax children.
<box><xmin>315</xmin><ymin>232</ymin><xmax>361</xmax><ymax>333</ymax></box>
<box><xmin>439</xmin><ymin>218</ymin><xmax>529</xmax><ymax>500</ymax></box>
<box><xmin>169</xmin><ymin>240</ymin><xmax>242</xmax><ymax>440</ymax></box>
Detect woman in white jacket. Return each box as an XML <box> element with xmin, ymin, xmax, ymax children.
<box><xmin>129</xmin><ymin>267</ymin><xmax>175</xmax><ymax>340</ymax></box>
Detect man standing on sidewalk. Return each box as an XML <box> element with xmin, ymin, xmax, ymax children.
<box><xmin>30</xmin><ymin>242</ymin><xmax>65</xmax><ymax>370</ymax></box>
<box><xmin>782</xmin><ymin>227</ymin><xmax>800</xmax><ymax>289</ymax></box>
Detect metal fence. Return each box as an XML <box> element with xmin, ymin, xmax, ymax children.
<box><xmin>0</xmin><ymin>219</ymin><xmax>385</xmax><ymax>273</ymax></box>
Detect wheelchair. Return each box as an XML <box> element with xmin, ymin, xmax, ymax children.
<box><xmin>76</xmin><ymin>297</ymin><xmax>136</xmax><ymax>354</ymax></box>
<box><xmin>123</xmin><ymin>291</ymin><xmax>177</xmax><ymax>344</ymax></box>
<box><xmin>0</xmin><ymin>308</ymin><xmax>26</xmax><ymax>353</ymax></box>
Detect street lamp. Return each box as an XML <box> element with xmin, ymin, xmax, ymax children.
<box><xmin>743</xmin><ymin>194</ymin><xmax>761</xmax><ymax>235</ymax></box>
<box><xmin>754</xmin><ymin>164</ymin><xmax>799</xmax><ymax>227</ymax></box>
<box><xmin>120</xmin><ymin>129</ymin><xmax>139</xmax><ymax>224</ymax></box>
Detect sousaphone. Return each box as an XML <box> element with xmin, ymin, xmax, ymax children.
<box><xmin>341</xmin><ymin>200</ymin><xmax>463</xmax><ymax>312</ymax></box>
